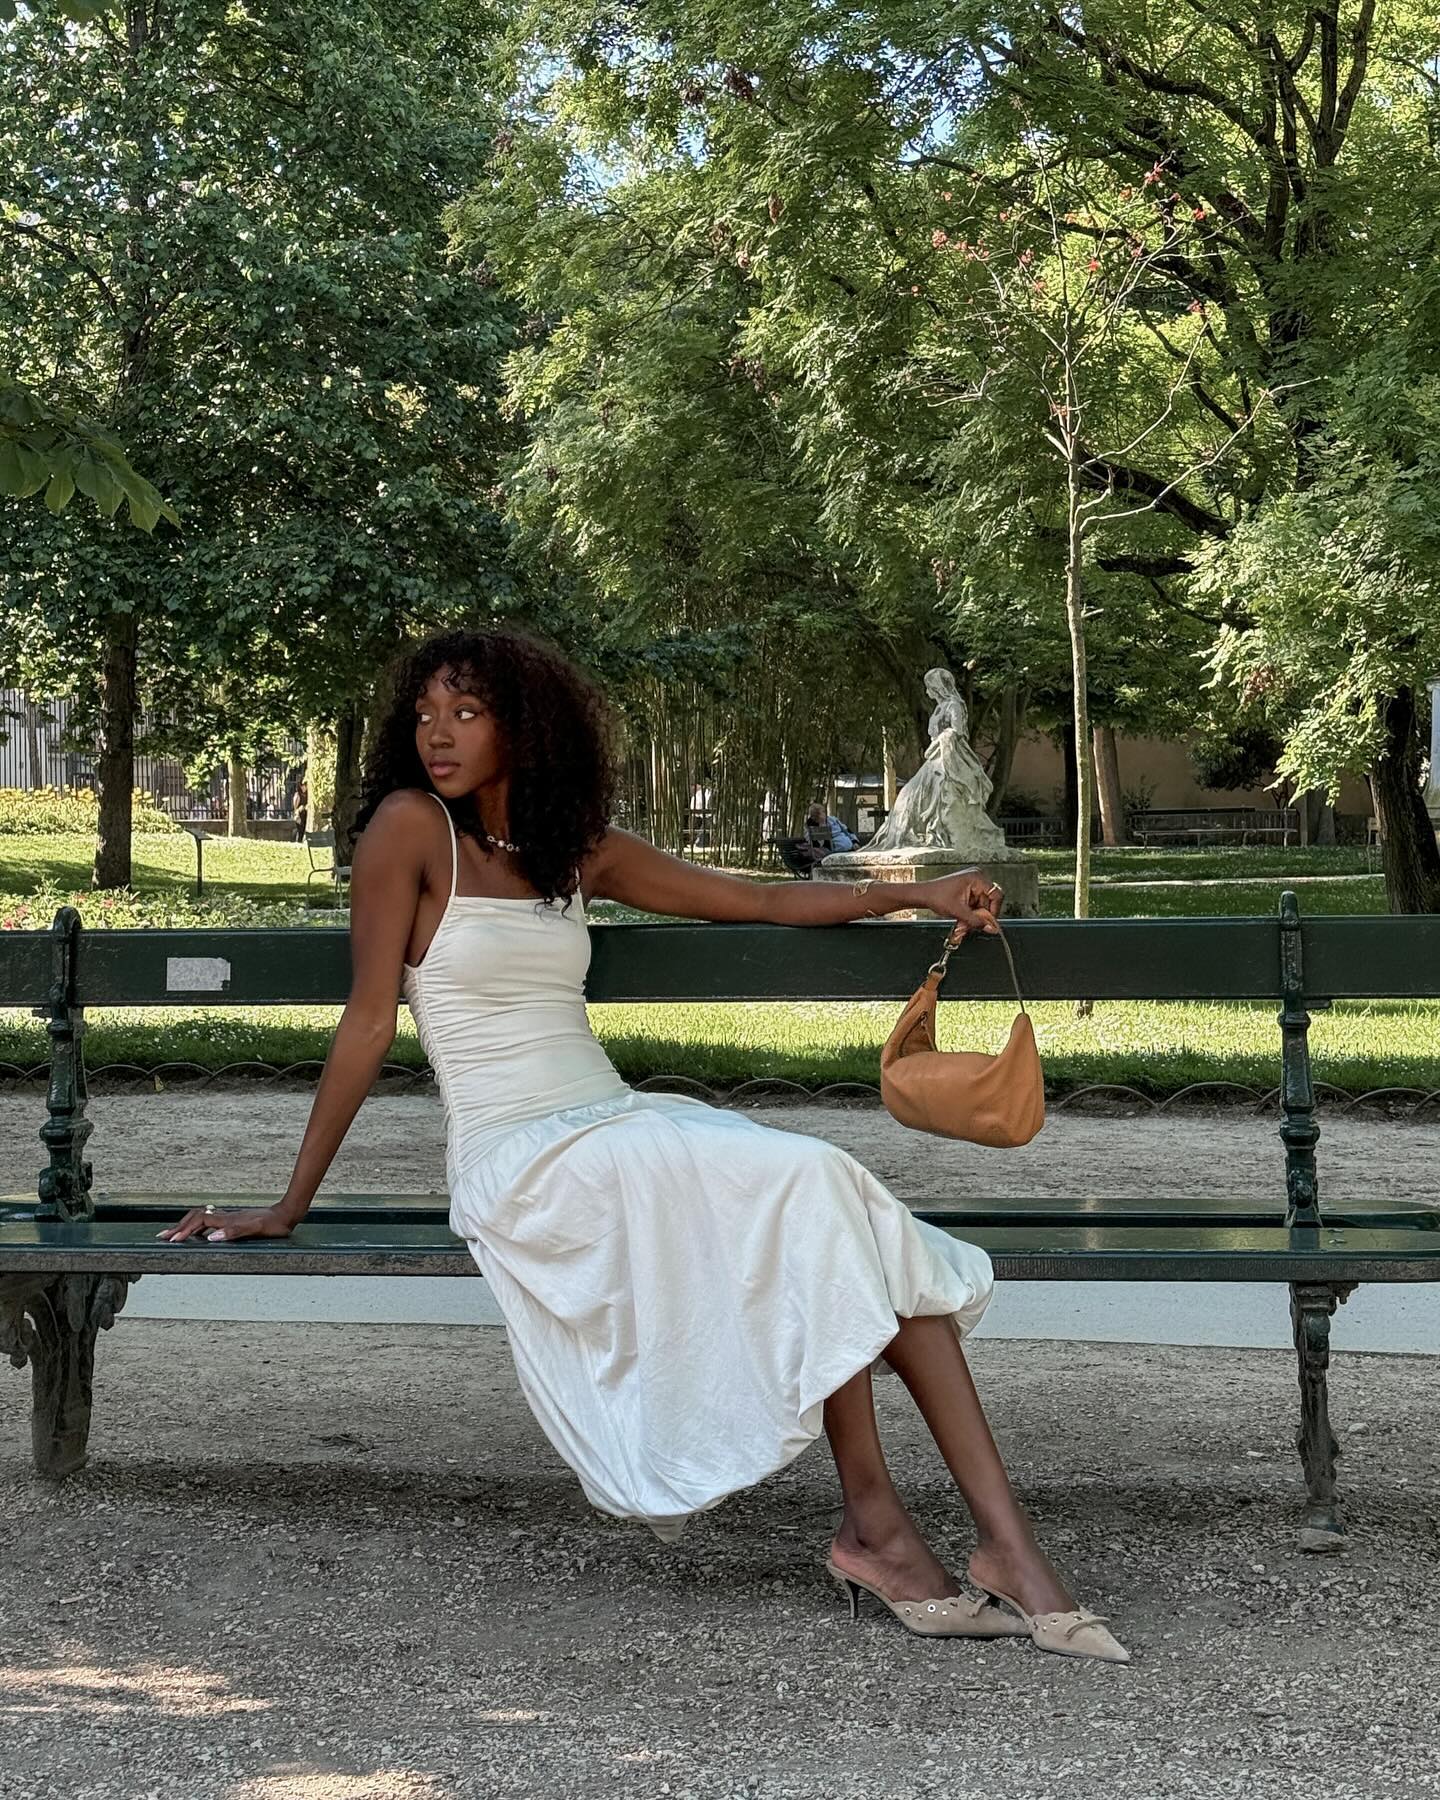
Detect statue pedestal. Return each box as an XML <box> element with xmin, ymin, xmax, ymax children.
<box><xmin>815</xmin><ymin>846</ymin><xmax>1041</xmax><ymax>919</ymax></box>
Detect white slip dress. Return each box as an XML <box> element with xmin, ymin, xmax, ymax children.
<box><xmin>401</xmin><ymin>793</ymin><xmax>994</xmax><ymax>1540</ymax></box>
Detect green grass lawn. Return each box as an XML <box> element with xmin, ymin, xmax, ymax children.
<box><xmin>0</xmin><ymin>832</ymin><xmax>323</xmax><ymax>909</ymax></box>
<box><xmin>1029</xmin><ymin>844</ymin><xmax>1371</xmax><ymax>882</ymax></box>
<box><xmin>0</xmin><ymin>834</ymin><xmax>1427</xmax><ymax>1097</ymax></box>
<box><xmin>0</xmin><ymin>996</ymin><xmax>1432</xmax><ymax>1100</ymax></box>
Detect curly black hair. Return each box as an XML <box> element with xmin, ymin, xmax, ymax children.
<box><xmin>355</xmin><ymin>627</ymin><xmax>616</xmax><ymax>906</ymax></box>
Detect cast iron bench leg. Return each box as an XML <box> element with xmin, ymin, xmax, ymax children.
<box><xmin>1289</xmin><ymin>1280</ymin><xmax>1357</xmax><ymax>1552</ymax></box>
<box><xmin>0</xmin><ymin>1273</ymin><xmax>135</xmax><ymax>1478</ymax></box>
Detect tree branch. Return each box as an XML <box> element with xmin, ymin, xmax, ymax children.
<box><xmin>0</xmin><ymin>218</ymin><xmax>122</xmax><ymax>318</ymax></box>
<box><xmin>1045</xmin><ymin>11</ymin><xmax>1267</xmax><ymax>143</ymax></box>
<box><xmin>1097</xmin><ymin>552</ymin><xmax>1197</xmax><ymax>579</ymax></box>
<box><xmin>1078</xmin><ymin>449</ymin><xmax>1231</xmax><ymax>537</ymax></box>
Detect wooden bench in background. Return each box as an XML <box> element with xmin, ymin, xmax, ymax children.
<box><xmin>2</xmin><ymin>897</ymin><xmax>1437</xmax><ymax>1551</ymax></box>
<box><xmin>1130</xmin><ymin>807</ymin><xmax>1300</xmax><ymax>847</ymax></box>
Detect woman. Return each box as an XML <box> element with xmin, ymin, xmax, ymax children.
<box><xmin>160</xmin><ymin>628</ymin><xmax>1126</xmax><ymax>1663</ymax></box>
<box><xmin>866</xmin><ymin>669</ymin><xmax>1009</xmax><ymax>857</ymax></box>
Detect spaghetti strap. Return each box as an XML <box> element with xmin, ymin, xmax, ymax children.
<box><xmin>424</xmin><ymin>791</ymin><xmax>458</xmax><ymax>900</ymax></box>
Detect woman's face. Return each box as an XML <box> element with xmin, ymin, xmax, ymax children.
<box><xmin>414</xmin><ymin>666</ymin><xmax>506</xmax><ymax>797</ymax></box>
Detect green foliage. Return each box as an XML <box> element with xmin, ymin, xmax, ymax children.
<box><xmin>466</xmin><ymin>0</ymin><xmax>1440</xmax><ymax>903</ymax></box>
<box><xmin>0</xmin><ymin>787</ymin><xmax>178</xmax><ymax>836</ymax></box>
<box><xmin>0</xmin><ymin>382</ymin><xmax>176</xmax><ymax>529</ymax></box>
<box><xmin>1</xmin><ymin>0</ymin><xmax>518</xmax><ymax>767</ymax></box>
<box><xmin>0</xmin><ymin>0</ymin><xmax>112</xmax><ymax>18</ymax></box>
<box><xmin>1199</xmin><ymin>369</ymin><xmax>1440</xmax><ymax>795</ymax></box>
<box><xmin>1189</xmin><ymin>726</ymin><xmax>1284</xmax><ymax>795</ymax></box>
<box><xmin>467</xmin><ymin>1</ymin><xmax>1263</xmax><ymax>721</ymax></box>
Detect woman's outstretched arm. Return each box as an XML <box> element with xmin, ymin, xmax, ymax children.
<box><xmin>158</xmin><ymin>793</ymin><xmax>435</xmax><ymax>1243</ymax></box>
<box><xmin>585</xmin><ymin>828</ymin><xmax>1003</xmax><ymax>933</ymax></box>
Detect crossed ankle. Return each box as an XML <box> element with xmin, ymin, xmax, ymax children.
<box><xmin>833</xmin><ymin>1515</ymin><xmax>917</xmax><ymax>1558</ymax></box>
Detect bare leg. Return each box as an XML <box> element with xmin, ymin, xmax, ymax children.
<box><xmin>883</xmin><ymin>1314</ymin><xmax>1073</xmax><ymax>1615</ymax></box>
<box><xmin>823</xmin><ymin>1362</ymin><xmax>960</xmax><ymax>1601</ymax></box>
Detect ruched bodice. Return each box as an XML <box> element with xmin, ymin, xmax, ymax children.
<box><xmin>397</xmin><ymin>791</ymin><xmax>993</xmax><ymax>1540</ymax></box>
<box><xmin>402</xmin><ymin>889</ymin><xmax>626</xmax><ymax>1185</ymax></box>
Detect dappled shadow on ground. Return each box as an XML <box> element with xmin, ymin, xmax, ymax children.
<box><xmin>2</xmin><ymin>1324</ymin><xmax>1436</xmax><ymax>1798</ymax></box>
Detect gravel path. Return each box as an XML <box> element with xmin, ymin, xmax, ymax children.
<box><xmin>2</xmin><ymin>1089</ymin><xmax>1437</xmax><ymax>1206</ymax></box>
<box><xmin>4</xmin><ymin>1096</ymin><xmax>1438</xmax><ymax>1797</ymax></box>
<box><xmin>3</xmin><ymin>1327</ymin><xmax>1438</xmax><ymax>1800</ymax></box>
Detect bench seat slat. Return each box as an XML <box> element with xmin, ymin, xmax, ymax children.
<box><xmin>5</xmin><ymin>1214</ymin><xmax>1440</xmax><ymax>1283</ymax></box>
<box><xmin>4</xmin><ymin>1192</ymin><xmax>1437</xmax><ymax>1232</ymax></box>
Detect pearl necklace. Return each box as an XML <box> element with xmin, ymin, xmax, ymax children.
<box><xmin>482</xmin><ymin>830</ymin><xmax>521</xmax><ymax>854</ymax></box>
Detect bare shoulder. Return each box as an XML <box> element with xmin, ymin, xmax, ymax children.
<box><xmin>352</xmin><ymin>789</ymin><xmax>444</xmax><ymax>871</ymax></box>
<box><xmin>581</xmin><ymin>825</ymin><xmax>642</xmax><ymax>885</ymax></box>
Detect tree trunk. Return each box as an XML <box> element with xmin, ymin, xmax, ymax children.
<box><xmin>1092</xmin><ymin>723</ymin><xmax>1127</xmax><ymax>846</ymax></box>
<box><xmin>1371</xmin><ymin>687</ymin><xmax>1440</xmax><ymax>913</ymax></box>
<box><xmin>1297</xmin><ymin>786</ymin><xmax>1320</xmax><ymax>845</ymax></box>
<box><xmin>23</xmin><ymin>701</ymin><xmax>44</xmax><ymax>790</ymax></box>
<box><xmin>331</xmin><ymin>704</ymin><xmax>365</xmax><ymax>868</ymax></box>
<box><xmin>985</xmin><ymin>683</ymin><xmax>1027</xmax><ymax>817</ymax></box>
<box><xmin>226</xmin><ymin>752</ymin><xmax>249</xmax><ymax>838</ymax></box>
<box><xmin>882</xmin><ymin>728</ymin><xmax>898</xmax><ymax>809</ymax></box>
<box><xmin>304</xmin><ymin>720</ymin><xmax>335</xmax><ymax>833</ymax></box>
<box><xmin>92</xmin><ymin>609</ymin><xmax>138</xmax><ymax>890</ymax></box>
<box><xmin>1059</xmin><ymin>723</ymin><xmax>1078</xmax><ymax>848</ymax></box>
<box><xmin>1064</xmin><ymin>465</ymin><xmax>1093</xmax><ymax>920</ymax></box>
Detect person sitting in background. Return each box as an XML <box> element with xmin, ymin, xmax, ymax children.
<box><xmin>777</xmin><ymin>802</ymin><xmax>858</xmax><ymax>876</ymax></box>
<box><xmin>805</xmin><ymin>801</ymin><xmax>859</xmax><ymax>854</ymax></box>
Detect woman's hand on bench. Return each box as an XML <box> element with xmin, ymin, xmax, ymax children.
<box><xmin>157</xmin><ymin>1203</ymin><xmax>298</xmax><ymax>1244</ymax></box>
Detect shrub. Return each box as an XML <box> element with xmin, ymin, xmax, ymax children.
<box><xmin>995</xmin><ymin>788</ymin><xmax>1048</xmax><ymax>819</ymax></box>
<box><xmin>0</xmin><ymin>881</ymin><xmax>344</xmax><ymax>931</ymax></box>
<box><xmin>0</xmin><ymin>786</ymin><xmax>180</xmax><ymax>835</ymax></box>
<box><xmin>1190</xmin><ymin>725</ymin><xmax>1284</xmax><ymax>794</ymax></box>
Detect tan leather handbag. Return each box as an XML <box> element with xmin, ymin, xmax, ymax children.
<box><xmin>880</xmin><ymin>921</ymin><xmax>1045</xmax><ymax>1147</ymax></box>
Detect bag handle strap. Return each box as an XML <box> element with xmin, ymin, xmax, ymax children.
<box><xmin>926</xmin><ymin>921</ymin><xmax>1027</xmax><ymax>1015</ymax></box>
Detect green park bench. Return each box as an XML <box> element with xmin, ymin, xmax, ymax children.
<box><xmin>2</xmin><ymin>897</ymin><xmax>1438</xmax><ymax>1552</ymax></box>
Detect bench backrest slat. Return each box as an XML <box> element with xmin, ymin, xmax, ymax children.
<box><xmin>0</xmin><ymin>913</ymin><xmax>1435</xmax><ymax>1006</ymax></box>
<box><xmin>1301</xmin><ymin>916</ymin><xmax>1440</xmax><ymax>999</ymax></box>
<box><xmin>0</xmin><ymin>916</ymin><xmax>1286</xmax><ymax>1005</ymax></box>
<box><xmin>0</xmin><ymin>933</ymin><xmax>57</xmax><ymax>1000</ymax></box>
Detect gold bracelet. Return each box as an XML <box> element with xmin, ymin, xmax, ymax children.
<box><xmin>852</xmin><ymin>878</ymin><xmax>877</xmax><ymax>915</ymax></box>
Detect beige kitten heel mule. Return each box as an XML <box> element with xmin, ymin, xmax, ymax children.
<box><xmin>974</xmin><ymin>1579</ymin><xmax>1131</xmax><ymax>1664</ymax></box>
<box><xmin>826</xmin><ymin>1558</ymin><xmax>1030</xmax><ymax>1640</ymax></box>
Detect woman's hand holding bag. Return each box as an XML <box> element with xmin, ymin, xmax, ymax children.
<box><xmin>880</xmin><ymin>912</ymin><xmax>1045</xmax><ymax>1149</ymax></box>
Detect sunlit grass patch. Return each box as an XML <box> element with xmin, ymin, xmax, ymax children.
<box><xmin>1</xmin><ymin>995</ymin><xmax>1433</xmax><ymax>1100</ymax></box>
